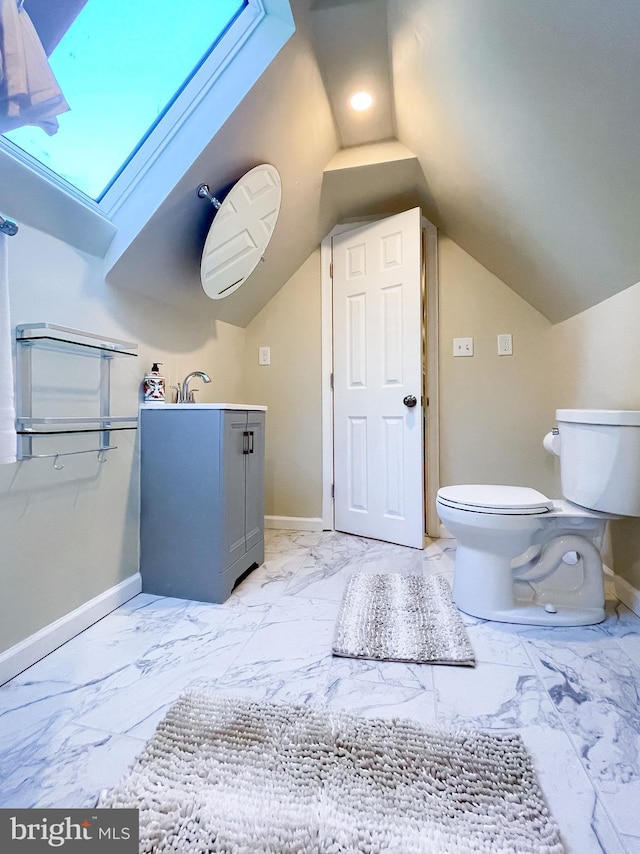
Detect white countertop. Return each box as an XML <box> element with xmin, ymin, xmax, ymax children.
<box><xmin>141</xmin><ymin>403</ymin><xmax>268</xmax><ymax>411</ymax></box>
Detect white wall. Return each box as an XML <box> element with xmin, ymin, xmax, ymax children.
<box><xmin>0</xmin><ymin>223</ymin><xmax>246</xmax><ymax>653</ymax></box>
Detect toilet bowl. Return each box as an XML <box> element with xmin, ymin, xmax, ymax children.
<box><xmin>437</xmin><ymin>409</ymin><xmax>640</xmax><ymax>627</ymax></box>
<box><xmin>437</xmin><ymin>486</ymin><xmax>612</xmax><ymax>626</ymax></box>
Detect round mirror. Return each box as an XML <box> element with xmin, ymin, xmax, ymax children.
<box><xmin>200</xmin><ymin>164</ymin><xmax>282</xmax><ymax>300</ymax></box>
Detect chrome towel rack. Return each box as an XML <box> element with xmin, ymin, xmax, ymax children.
<box><xmin>0</xmin><ymin>213</ymin><xmax>19</xmax><ymax>236</ymax></box>
<box><xmin>14</xmin><ymin>323</ymin><xmax>138</xmax><ymax>465</ymax></box>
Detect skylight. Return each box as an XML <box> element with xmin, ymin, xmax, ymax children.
<box><xmin>0</xmin><ymin>0</ymin><xmax>294</xmax><ymax>259</ymax></box>
<box><xmin>1</xmin><ymin>0</ymin><xmax>247</xmax><ymax>200</ymax></box>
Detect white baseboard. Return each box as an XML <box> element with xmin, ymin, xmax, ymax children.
<box><xmin>265</xmin><ymin>515</ymin><xmax>324</xmax><ymax>532</ymax></box>
<box><xmin>0</xmin><ymin>573</ymin><xmax>142</xmax><ymax>686</ymax></box>
<box><xmin>613</xmin><ymin>574</ymin><xmax>640</xmax><ymax>617</ymax></box>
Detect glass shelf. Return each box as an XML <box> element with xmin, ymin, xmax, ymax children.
<box><xmin>18</xmin><ymin>426</ymin><xmax>138</xmax><ymax>435</ymax></box>
<box><xmin>18</xmin><ymin>416</ymin><xmax>139</xmax><ymax>435</ymax></box>
<box><xmin>15</xmin><ymin>323</ymin><xmax>138</xmax><ymax>357</ymax></box>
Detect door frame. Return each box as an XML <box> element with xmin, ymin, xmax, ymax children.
<box><xmin>320</xmin><ymin>214</ymin><xmax>440</xmax><ymax>538</ymax></box>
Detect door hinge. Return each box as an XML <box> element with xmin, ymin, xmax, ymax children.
<box><xmin>329</xmin><ymin>260</ymin><xmax>333</xmax><ymax>279</ymax></box>
<box><xmin>331</xmin><ymin>484</ymin><xmax>335</xmax><ymax>498</ymax></box>
<box><xmin>330</xmin><ymin>372</ymin><xmax>334</xmax><ymax>390</ymax></box>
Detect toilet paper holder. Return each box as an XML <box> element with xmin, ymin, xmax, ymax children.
<box><xmin>543</xmin><ymin>427</ymin><xmax>561</xmax><ymax>456</ymax></box>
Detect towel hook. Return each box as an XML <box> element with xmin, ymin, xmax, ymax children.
<box><xmin>97</xmin><ymin>449</ymin><xmax>108</xmax><ymax>463</ymax></box>
<box><xmin>53</xmin><ymin>455</ymin><xmax>64</xmax><ymax>471</ymax></box>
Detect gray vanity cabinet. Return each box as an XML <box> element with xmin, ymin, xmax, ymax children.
<box><xmin>140</xmin><ymin>407</ymin><xmax>265</xmax><ymax>603</ymax></box>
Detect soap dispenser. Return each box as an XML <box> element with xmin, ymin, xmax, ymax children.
<box><xmin>143</xmin><ymin>362</ymin><xmax>166</xmax><ymax>402</ymax></box>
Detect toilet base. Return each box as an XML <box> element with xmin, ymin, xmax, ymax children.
<box><xmin>451</xmin><ymin>540</ymin><xmax>606</xmax><ymax>627</ymax></box>
<box><xmin>454</xmin><ymin>599</ymin><xmax>605</xmax><ymax>627</ymax></box>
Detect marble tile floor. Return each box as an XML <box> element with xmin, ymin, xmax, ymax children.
<box><xmin>1</xmin><ymin>529</ymin><xmax>640</xmax><ymax>853</ymax></box>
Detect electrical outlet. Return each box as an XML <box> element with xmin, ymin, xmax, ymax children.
<box><xmin>497</xmin><ymin>334</ymin><xmax>513</xmax><ymax>355</ymax></box>
<box><xmin>258</xmin><ymin>346</ymin><xmax>271</xmax><ymax>366</ymax></box>
<box><xmin>453</xmin><ymin>337</ymin><xmax>474</xmax><ymax>357</ymax></box>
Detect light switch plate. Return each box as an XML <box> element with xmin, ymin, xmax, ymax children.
<box><xmin>258</xmin><ymin>346</ymin><xmax>271</xmax><ymax>366</ymax></box>
<box><xmin>453</xmin><ymin>337</ymin><xmax>474</xmax><ymax>357</ymax></box>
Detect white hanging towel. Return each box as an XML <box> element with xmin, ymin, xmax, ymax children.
<box><xmin>0</xmin><ymin>233</ymin><xmax>16</xmax><ymax>464</ymax></box>
<box><xmin>0</xmin><ymin>0</ymin><xmax>70</xmax><ymax>135</ymax></box>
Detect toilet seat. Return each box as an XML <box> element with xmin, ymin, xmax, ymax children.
<box><xmin>437</xmin><ymin>484</ymin><xmax>554</xmax><ymax>515</ymax></box>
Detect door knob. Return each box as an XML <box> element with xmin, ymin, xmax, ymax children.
<box><xmin>403</xmin><ymin>395</ymin><xmax>417</xmax><ymax>408</ymax></box>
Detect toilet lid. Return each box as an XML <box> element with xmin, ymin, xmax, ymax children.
<box><xmin>437</xmin><ymin>484</ymin><xmax>554</xmax><ymax>515</ymax></box>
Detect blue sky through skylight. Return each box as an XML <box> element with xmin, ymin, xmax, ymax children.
<box><xmin>3</xmin><ymin>0</ymin><xmax>246</xmax><ymax>200</ymax></box>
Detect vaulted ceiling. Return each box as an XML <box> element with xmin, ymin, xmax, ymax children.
<box><xmin>109</xmin><ymin>0</ymin><xmax>640</xmax><ymax>326</ymax></box>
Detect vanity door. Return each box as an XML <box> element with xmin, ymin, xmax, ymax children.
<box><xmin>223</xmin><ymin>410</ymin><xmax>251</xmax><ymax>570</ymax></box>
<box><xmin>244</xmin><ymin>412</ymin><xmax>265</xmax><ymax>554</ymax></box>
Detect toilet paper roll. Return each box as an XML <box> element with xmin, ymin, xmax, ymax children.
<box><xmin>543</xmin><ymin>430</ymin><xmax>561</xmax><ymax>456</ymax></box>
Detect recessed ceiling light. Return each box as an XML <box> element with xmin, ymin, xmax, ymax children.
<box><xmin>350</xmin><ymin>91</ymin><xmax>373</xmax><ymax>112</ymax></box>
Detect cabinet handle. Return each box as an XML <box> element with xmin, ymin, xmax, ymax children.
<box><xmin>249</xmin><ymin>430</ymin><xmax>254</xmax><ymax>454</ymax></box>
<box><xmin>243</xmin><ymin>431</ymin><xmax>250</xmax><ymax>454</ymax></box>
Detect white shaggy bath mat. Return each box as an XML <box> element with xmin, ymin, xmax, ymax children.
<box><xmin>99</xmin><ymin>692</ymin><xmax>563</xmax><ymax>853</ymax></box>
<box><xmin>333</xmin><ymin>573</ymin><xmax>476</xmax><ymax>665</ymax></box>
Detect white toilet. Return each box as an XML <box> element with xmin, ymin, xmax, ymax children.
<box><xmin>437</xmin><ymin>409</ymin><xmax>640</xmax><ymax>626</ymax></box>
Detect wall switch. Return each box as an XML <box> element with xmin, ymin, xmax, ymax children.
<box><xmin>497</xmin><ymin>334</ymin><xmax>513</xmax><ymax>355</ymax></box>
<box><xmin>258</xmin><ymin>346</ymin><xmax>271</xmax><ymax>366</ymax></box>
<box><xmin>453</xmin><ymin>337</ymin><xmax>474</xmax><ymax>357</ymax></box>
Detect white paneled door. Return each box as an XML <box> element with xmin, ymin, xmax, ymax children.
<box><xmin>332</xmin><ymin>208</ymin><xmax>424</xmax><ymax>549</ymax></box>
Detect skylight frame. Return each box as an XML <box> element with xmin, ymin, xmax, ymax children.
<box><xmin>0</xmin><ymin>133</ymin><xmax>106</xmax><ymax>214</ymax></box>
<box><xmin>100</xmin><ymin>0</ymin><xmax>264</xmax><ymax>217</ymax></box>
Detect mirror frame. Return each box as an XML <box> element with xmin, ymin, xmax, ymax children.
<box><xmin>200</xmin><ymin>163</ymin><xmax>282</xmax><ymax>300</ymax></box>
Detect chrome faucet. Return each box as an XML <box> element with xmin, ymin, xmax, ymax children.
<box><xmin>174</xmin><ymin>371</ymin><xmax>211</xmax><ymax>403</ymax></box>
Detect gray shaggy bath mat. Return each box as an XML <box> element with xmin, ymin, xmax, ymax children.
<box><xmin>99</xmin><ymin>692</ymin><xmax>563</xmax><ymax>853</ymax></box>
<box><xmin>333</xmin><ymin>573</ymin><xmax>475</xmax><ymax>665</ymax></box>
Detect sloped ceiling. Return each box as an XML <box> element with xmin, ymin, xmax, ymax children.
<box><xmin>389</xmin><ymin>0</ymin><xmax>640</xmax><ymax>323</ymax></box>
<box><xmin>110</xmin><ymin>0</ymin><xmax>640</xmax><ymax>326</ymax></box>
<box><xmin>309</xmin><ymin>0</ymin><xmax>394</xmax><ymax>146</ymax></box>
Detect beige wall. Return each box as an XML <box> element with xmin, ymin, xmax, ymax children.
<box><xmin>552</xmin><ymin>281</ymin><xmax>640</xmax><ymax>588</ymax></box>
<box><xmin>552</xmin><ymin>281</ymin><xmax>640</xmax><ymax>410</ymax></box>
<box><xmin>242</xmin><ymin>250</ymin><xmax>323</xmax><ymax>520</ymax></box>
<box><xmin>438</xmin><ymin>237</ymin><xmax>557</xmax><ymax>495</ymax></box>
<box><xmin>8</xmin><ymin>217</ymin><xmax>633</xmax><ymax>657</ymax></box>
<box><xmin>1</xmin><ymin>224</ymin><xmax>245</xmax><ymax>653</ymax></box>
<box><xmin>240</xmin><ymin>234</ymin><xmax>558</xmax><ymax>525</ymax></box>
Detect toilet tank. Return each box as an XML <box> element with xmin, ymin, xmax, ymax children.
<box><xmin>557</xmin><ymin>409</ymin><xmax>640</xmax><ymax>516</ymax></box>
